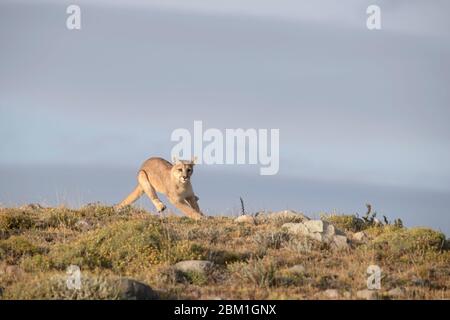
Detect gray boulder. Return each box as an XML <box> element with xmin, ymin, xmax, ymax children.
<box><xmin>387</xmin><ymin>287</ymin><xmax>405</xmax><ymax>299</ymax></box>
<box><xmin>118</xmin><ymin>279</ymin><xmax>158</xmax><ymax>300</ymax></box>
<box><xmin>282</xmin><ymin>219</ymin><xmax>349</xmax><ymax>249</ymax></box>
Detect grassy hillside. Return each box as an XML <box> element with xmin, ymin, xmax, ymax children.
<box><xmin>0</xmin><ymin>204</ymin><xmax>448</xmax><ymax>299</ymax></box>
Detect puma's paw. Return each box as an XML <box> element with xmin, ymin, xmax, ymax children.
<box><xmin>113</xmin><ymin>205</ymin><xmax>125</xmax><ymax>212</ymax></box>
<box><xmin>155</xmin><ymin>202</ymin><xmax>166</xmax><ymax>212</ymax></box>
<box><xmin>192</xmin><ymin>212</ymin><xmax>205</xmax><ymax>221</ymax></box>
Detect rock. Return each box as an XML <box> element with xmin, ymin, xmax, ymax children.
<box><xmin>266</xmin><ymin>210</ymin><xmax>310</xmax><ymax>222</ymax></box>
<box><xmin>331</xmin><ymin>235</ymin><xmax>349</xmax><ymax>250</ymax></box>
<box><xmin>5</xmin><ymin>265</ymin><xmax>23</xmax><ymax>277</ymax></box>
<box><xmin>323</xmin><ymin>223</ymin><xmax>339</xmax><ymax>241</ymax></box>
<box><xmin>323</xmin><ymin>289</ymin><xmax>339</xmax><ymax>299</ymax></box>
<box><xmin>234</xmin><ymin>215</ymin><xmax>255</xmax><ymax>224</ymax></box>
<box><xmin>282</xmin><ymin>220</ymin><xmax>348</xmax><ymax>247</ymax></box>
<box><xmin>387</xmin><ymin>287</ymin><xmax>405</xmax><ymax>299</ymax></box>
<box><xmin>444</xmin><ymin>239</ymin><xmax>450</xmax><ymax>250</ymax></box>
<box><xmin>304</xmin><ymin>220</ymin><xmax>325</xmax><ymax>233</ymax></box>
<box><xmin>118</xmin><ymin>279</ymin><xmax>158</xmax><ymax>300</ymax></box>
<box><xmin>75</xmin><ymin>219</ymin><xmax>91</xmax><ymax>231</ymax></box>
<box><xmin>352</xmin><ymin>231</ymin><xmax>368</xmax><ymax>242</ymax></box>
<box><xmin>411</xmin><ymin>277</ymin><xmax>429</xmax><ymax>287</ymax></box>
<box><xmin>174</xmin><ymin>260</ymin><xmax>214</xmax><ymax>274</ymax></box>
<box><xmin>356</xmin><ymin>289</ymin><xmax>378</xmax><ymax>300</ymax></box>
<box><xmin>282</xmin><ymin>222</ymin><xmax>310</xmax><ymax>236</ymax></box>
<box><xmin>287</xmin><ymin>264</ymin><xmax>306</xmax><ymax>275</ymax></box>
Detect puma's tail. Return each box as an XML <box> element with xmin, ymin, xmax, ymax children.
<box><xmin>115</xmin><ymin>185</ymin><xmax>143</xmax><ymax>209</ymax></box>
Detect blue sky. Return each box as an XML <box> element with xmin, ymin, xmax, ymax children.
<box><xmin>1</xmin><ymin>1</ymin><xmax>449</xmax><ymax>234</ymax></box>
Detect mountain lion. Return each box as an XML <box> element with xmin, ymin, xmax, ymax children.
<box><xmin>116</xmin><ymin>157</ymin><xmax>204</xmax><ymax>220</ymax></box>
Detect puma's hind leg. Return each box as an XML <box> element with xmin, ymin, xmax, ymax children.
<box><xmin>138</xmin><ymin>170</ymin><xmax>166</xmax><ymax>212</ymax></box>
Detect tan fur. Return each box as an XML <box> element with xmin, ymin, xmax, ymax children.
<box><xmin>116</xmin><ymin>157</ymin><xmax>204</xmax><ymax>220</ymax></box>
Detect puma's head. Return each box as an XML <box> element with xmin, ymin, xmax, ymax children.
<box><xmin>172</xmin><ymin>157</ymin><xmax>196</xmax><ymax>184</ymax></box>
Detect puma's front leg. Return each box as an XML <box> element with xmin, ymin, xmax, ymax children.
<box><xmin>186</xmin><ymin>196</ymin><xmax>201</xmax><ymax>212</ymax></box>
<box><xmin>138</xmin><ymin>171</ymin><xmax>166</xmax><ymax>212</ymax></box>
<box><xmin>170</xmin><ymin>197</ymin><xmax>203</xmax><ymax>220</ymax></box>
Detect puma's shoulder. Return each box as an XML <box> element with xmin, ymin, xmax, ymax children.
<box><xmin>140</xmin><ymin>157</ymin><xmax>172</xmax><ymax>173</ymax></box>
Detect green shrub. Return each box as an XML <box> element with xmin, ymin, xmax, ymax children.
<box><xmin>0</xmin><ymin>211</ymin><xmax>35</xmax><ymax>233</ymax></box>
<box><xmin>371</xmin><ymin>227</ymin><xmax>446</xmax><ymax>254</ymax></box>
<box><xmin>43</xmin><ymin>209</ymin><xmax>80</xmax><ymax>229</ymax></box>
<box><xmin>322</xmin><ymin>214</ymin><xmax>366</xmax><ymax>232</ymax></box>
<box><xmin>46</xmin><ymin>219</ymin><xmax>202</xmax><ymax>272</ymax></box>
<box><xmin>228</xmin><ymin>257</ymin><xmax>277</xmax><ymax>288</ymax></box>
<box><xmin>0</xmin><ymin>235</ymin><xmax>43</xmax><ymax>263</ymax></box>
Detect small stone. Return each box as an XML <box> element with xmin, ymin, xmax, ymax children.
<box><xmin>356</xmin><ymin>289</ymin><xmax>378</xmax><ymax>300</ymax></box>
<box><xmin>75</xmin><ymin>219</ymin><xmax>91</xmax><ymax>231</ymax></box>
<box><xmin>287</xmin><ymin>264</ymin><xmax>306</xmax><ymax>274</ymax></box>
<box><xmin>387</xmin><ymin>287</ymin><xmax>405</xmax><ymax>298</ymax></box>
<box><xmin>5</xmin><ymin>265</ymin><xmax>22</xmax><ymax>277</ymax></box>
<box><xmin>324</xmin><ymin>289</ymin><xmax>339</xmax><ymax>299</ymax></box>
<box><xmin>411</xmin><ymin>277</ymin><xmax>428</xmax><ymax>287</ymax></box>
<box><xmin>174</xmin><ymin>260</ymin><xmax>214</xmax><ymax>274</ymax></box>
<box><xmin>331</xmin><ymin>235</ymin><xmax>349</xmax><ymax>250</ymax></box>
<box><xmin>118</xmin><ymin>279</ymin><xmax>158</xmax><ymax>300</ymax></box>
<box><xmin>234</xmin><ymin>215</ymin><xmax>255</xmax><ymax>224</ymax></box>
<box><xmin>352</xmin><ymin>231</ymin><xmax>368</xmax><ymax>242</ymax></box>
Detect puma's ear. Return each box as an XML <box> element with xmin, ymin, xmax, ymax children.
<box><xmin>191</xmin><ymin>156</ymin><xmax>198</xmax><ymax>165</ymax></box>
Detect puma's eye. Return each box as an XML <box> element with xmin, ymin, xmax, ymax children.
<box><xmin>178</xmin><ymin>168</ymin><xmax>182</xmax><ymax>172</ymax></box>
<box><xmin>187</xmin><ymin>169</ymin><xmax>192</xmax><ymax>173</ymax></box>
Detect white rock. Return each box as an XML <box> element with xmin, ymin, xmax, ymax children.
<box><xmin>174</xmin><ymin>260</ymin><xmax>214</xmax><ymax>274</ymax></box>
<box><xmin>324</xmin><ymin>289</ymin><xmax>339</xmax><ymax>299</ymax></box>
<box><xmin>287</xmin><ymin>264</ymin><xmax>306</xmax><ymax>274</ymax></box>
<box><xmin>282</xmin><ymin>220</ymin><xmax>348</xmax><ymax>248</ymax></box>
<box><xmin>356</xmin><ymin>289</ymin><xmax>378</xmax><ymax>300</ymax></box>
<box><xmin>234</xmin><ymin>215</ymin><xmax>255</xmax><ymax>224</ymax></box>
<box><xmin>352</xmin><ymin>231</ymin><xmax>368</xmax><ymax>242</ymax></box>
<box><xmin>282</xmin><ymin>223</ymin><xmax>310</xmax><ymax>236</ymax></box>
<box><xmin>323</xmin><ymin>223</ymin><xmax>337</xmax><ymax>241</ymax></box>
<box><xmin>303</xmin><ymin>220</ymin><xmax>325</xmax><ymax>233</ymax></box>
<box><xmin>75</xmin><ymin>219</ymin><xmax>91</xmax><ymax>231</ymax></box>
<box><xmin>267</xmin><ymin>210</ymin><xmax>310</xmax><ymax>222</ymax></box>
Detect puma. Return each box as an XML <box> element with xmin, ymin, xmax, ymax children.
<box><xmin>116</xmin><ymin>157</ymin><xmax>204</xmax><ymax>220</ymax></box>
